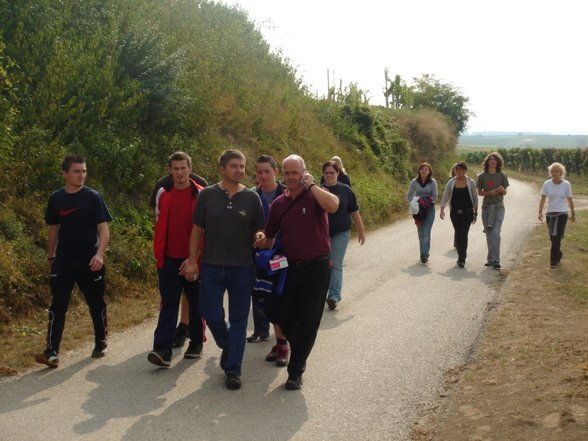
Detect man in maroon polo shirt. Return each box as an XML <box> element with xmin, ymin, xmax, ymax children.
<box><xmin>257</xmin><ymin>154</ymin><xmax>339</xmax><ymax>390</ymax></box>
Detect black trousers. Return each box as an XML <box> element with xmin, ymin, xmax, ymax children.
<box><xmin>546</xmin><ymin>212</ymin><xmax>568</xmax><ymax>265</ymax></box>
<box><xmin>153</xmin><ymin>256</ymin><xmax>203</xmax><ymax>355</ymax></box>
<box><xmin>276</xmin><ymin>257</ymin><xmax>331</xmax><ymax>377</ymax></box>
<box><xmin>47</xmin><ymin>258</ymin><xmax>107</xmax><ymax>353</ymax></box>
<box><xmin>450</xmin><ymin>209</ymin><xmax>474</xmax><ymax>263</ymax></box>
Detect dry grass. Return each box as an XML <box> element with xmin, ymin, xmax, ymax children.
<box><xmin>412</xmin><ymin>212</ymin><xmax>588</xmax><ymax>440</ymax></box>
<box><xmin>0</xmin><ymin>285</ymin><xmax>160</xmax><ymax>376</ymax></box>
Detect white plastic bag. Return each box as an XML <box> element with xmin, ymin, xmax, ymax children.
<box><xmin>409</xmin><ymin>196</ymin><xmax>420</xmax><ymax>215</ymax></box>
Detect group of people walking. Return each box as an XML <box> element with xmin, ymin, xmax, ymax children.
<box><xmin>407</xmin><ymin>152</ymin><xmax>576</xmax><ymax>270</ymax></box>
<box><xmin>35</xmin><ymin>151</ymin><xmax>366</xmax><ymax>392</ymax></box>
<box><xmin>34</xmin><ymin>150</ymin><xmax>576</xmax><ymax>390</ymax></box>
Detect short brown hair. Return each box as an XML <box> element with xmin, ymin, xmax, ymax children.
<box><xmin>218</xmin><ymin>149</ymin><xmax>246</xmax><ymax>167</ymax></box>
<box><xmin>61</xmin><ymin>155</ymin><xmax>86</xmax><ymax>172</ymax></box>
<box><xmin>256</xmin><ymin>155</ymin><xmax>278</xmax><ymax>169</ymax></box>
<box><xmin>168</xmin><ymin>151</ymin><xmax>192</xmax><ymax>168</ymax></box>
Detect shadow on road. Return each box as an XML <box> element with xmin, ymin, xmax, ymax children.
<box><xmin>400</xmin><ymin>262</ymin><xmax>433</xmax><ymax>277</ymax></box>
<box><xmin>319</xmin><ymin>307</ymin><xmax>354</xmax><ymax>330</ymax></box>
<box><xmin>73</xmin><ymin>352</ymin><xmax>194</xmax><ymax>435</ymax></box>
<box><xmin>121</xmin><ymin>358</ymin><xmax>308</xmax><ymax>441</ymax></box>
<box><xmin>0</xmin><ymin>357</ymin><xmax>93</xmax><ymax>415</ymax></box>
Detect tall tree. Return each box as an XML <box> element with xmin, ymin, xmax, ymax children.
<box><xmin>411</xmin><ymin>74</ymin><xmax>472</xmax><ymax>135</ymax></box>
<box><xmin>386</xmin><ymin>74</ymin><xmax>412</xmax><ymax>110</ymax></box>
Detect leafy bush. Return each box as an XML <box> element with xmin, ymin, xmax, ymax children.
<box><xmin>0</xmin><ymin>0</ymin><xmax>459</xmax><ymax>326</ymax></box>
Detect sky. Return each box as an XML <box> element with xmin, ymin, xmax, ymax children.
<box><xmin>220</xmin><ymin>0</ymin><xmax>587</xmax><ymax>135</ymax></box>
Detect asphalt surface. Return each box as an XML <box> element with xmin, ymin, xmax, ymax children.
<box><xmin>0</xmin><ymin>179</ymin><xmax>537</xmax><ymax>441</ymax></box>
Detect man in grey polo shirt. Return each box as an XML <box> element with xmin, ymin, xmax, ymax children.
<box><xmin>183</xmin><ymin>149</ymin><xmax>265</xmax><ymax>390</ymax></box>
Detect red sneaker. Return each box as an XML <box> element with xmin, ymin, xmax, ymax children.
<box><xmin>265</xmin><ymin>344</ymin><xmax>279</xmax><ymax>362</ymax></box>
<box><xmin>275</xmin><ymin>344</ymin><xmax>289</xmax><ymax>367</ymax></box>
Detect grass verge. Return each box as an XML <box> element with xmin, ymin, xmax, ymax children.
<box><xmin>411</xmin><ymin>211</ymin><xmax>588</xmax><ymax>440</ymax></box>
<box><xmin>0</xmin><ymin>286</ymin><xmax>159</xmax><ymax>376</ymax></box>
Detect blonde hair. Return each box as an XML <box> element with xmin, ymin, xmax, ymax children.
<box><xmin>548</xmin><ymin>162</ymin><xmax>566</xmax><ymax>178</ymax></box>
<box><xmin>330</xmin><ymin>156</ymin><xmax>346</xmax><ymax>174</ymax></box>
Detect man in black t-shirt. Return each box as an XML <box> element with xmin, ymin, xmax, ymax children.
<box><xmin>35</xmin><ymin>155</ymin><xmax>113</xmax><ymax>368</ymax></box>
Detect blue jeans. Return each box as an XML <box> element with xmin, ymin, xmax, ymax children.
<box><xmin>417</xmin><ymin>205</ymin><xmax>435</xmax><ymax>257</ymax></box>
<box><xmin>328</xmin><ymin>230</ymin><xmax>350</xmax><ymax>302</ymax></box>
<box><xmin>199</xmin><ymin>264</ymin><xmax>254</xmax><ymax>376</ymax></box>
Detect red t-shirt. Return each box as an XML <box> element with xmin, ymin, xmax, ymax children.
<box><xmin>165</xmin><ymin>186</ymin><xmax>194</xmax><ymax>259</ymax></box>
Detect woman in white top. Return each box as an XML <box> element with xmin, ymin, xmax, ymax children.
<box><xmin>538</xmin><ymin>162</ymin><xmax>576</xmax><ymax>268</ymax></box>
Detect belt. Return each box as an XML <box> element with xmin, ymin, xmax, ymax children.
<box><xmin>289</xmin><ymin>255</ymin><xmax>329</xmax><ymax>268</ymax></box>
<box><xmin>452</xmin><ymin>208</ymin><xmax>473</xmax><ymax>214</ymax></box>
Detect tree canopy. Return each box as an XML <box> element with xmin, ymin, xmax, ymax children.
<box><xmin>385</xmin><ymin>73</ymin><xmax>473</xmax><ymax>135</ymax></box>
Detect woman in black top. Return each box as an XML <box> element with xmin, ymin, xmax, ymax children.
<box><xmin>439</xmin><ymin>162</ymin><xmax>479</xmax><ymax>267</ymax></box>
<box><xmin>321</xmin><ymin>160</ymin><xmax>365</xmax><ymax>309</ymax></box>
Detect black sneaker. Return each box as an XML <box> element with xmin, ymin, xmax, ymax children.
<box><xmin>420</xmin><ymin>254</ymin><xmax>427</xmax><ymax>263</ymax></box>
<box><xmin>173</xmin><ymin>323</ymin><xmax>189</xmax><ymax>348</ymax></box>
<box><xmin>492</xmin><ymin>262</ymin><xmax>501</xmax><ymax>270</ymax></box>
<box><xmin>484</xmin><ymin>261</ymin><xmax>493</xmax><ymax>267</ymax></box>
<box><xmin>91</xmin><ymin>341</ymin><xmax>107</xmax><ymax>358</ymax></box>
<box><xmin>326</xmin><ymin>298</ymin><xmax>338</xmax><ymax>310</ymax></box>
<box><xmin>35</xmin><ymin>350</ymin><xmax>59</xmax><ymax>368</ymax></box>
<box><xmin>148</xmin><ymin>350</ymin><xmax>171</xmax><ymax>368</ymax></box>
<box><xmin>224</xmin><ymin>373</ymin><xmax>241</xmax><ymax>390</ymax></box>
<box><xmin>246</xmin><ymin>333</ymin><xmax>270</xmax><ymax>343</ymax></box>
<box><xmin>184</xmin><ymin>341</ymin><xmax>203</xmax><ymax>359</ymax></box>
<box><xmin>457</xmin><ymin>261</ymin><xmax>465</xmax><ymax>268</ymax></box>
<box><xmin>220</xmin><ymin>349</ymin><xmax>229</xmax><ymax>371</ymax></box>
<box><xmin>285</xmin><ymin>374</ymin><xmax>303</xmax><ymax>390</ymax></box>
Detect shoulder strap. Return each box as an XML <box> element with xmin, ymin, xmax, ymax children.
<box><xmin>278</xmin><ymin>189</ymin><xmax>308</xmax><ymax>226</ymax></box>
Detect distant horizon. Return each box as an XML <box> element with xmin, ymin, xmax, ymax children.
<box><xmin>463</xmin><ymin>131</ymin><xmax>588</xmax><ymax>137</ymax></box>
<box><xmin>458</xmin><ymin>133</ymin><xmax>588</xmax><ymax>149</ymax></box>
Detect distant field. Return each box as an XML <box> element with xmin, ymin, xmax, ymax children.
<box><xmin>458</xmin><ymin>134</ymin><xmax>588</xmax><ymax>149</ymax></box>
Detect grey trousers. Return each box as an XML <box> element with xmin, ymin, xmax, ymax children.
<box><xmin>482</xmin><ymin>204</ymin><xmax>505</xmax><ymax>264</ymax></box>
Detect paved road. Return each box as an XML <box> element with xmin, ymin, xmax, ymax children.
<box><xmin>0</xmin><ymin>179</ymin><xmax>537</xmax><ymax>441</ymax></box>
